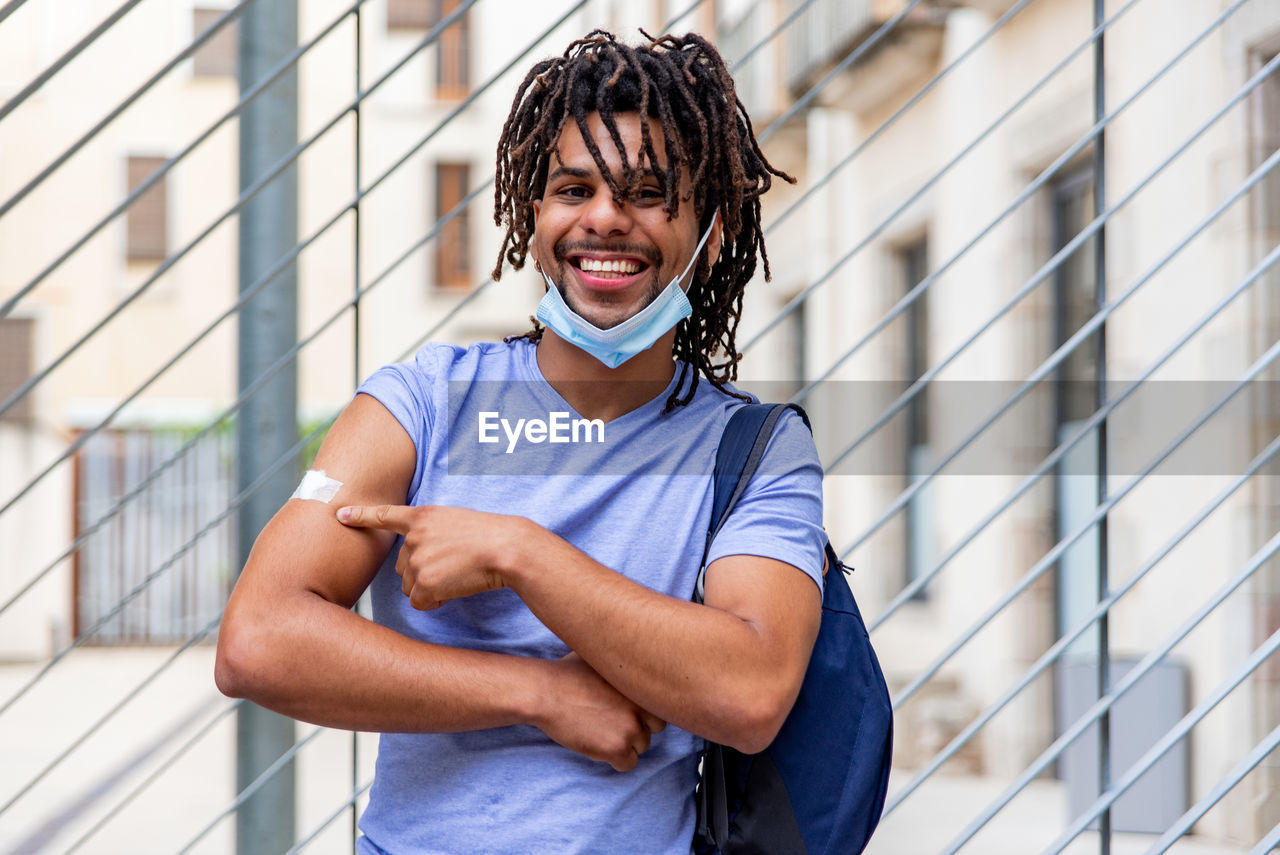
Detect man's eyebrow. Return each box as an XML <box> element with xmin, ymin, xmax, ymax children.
<box><xmin>546</xmin><ymin>165</ymin><xmax>594</xmax><ymax>183</ymax></box>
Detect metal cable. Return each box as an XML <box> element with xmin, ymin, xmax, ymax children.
<box><xmin>1250</xmin><ymin>822</ymin><xmax>1280</xmax><ymax>855</ymax></box>
<box><xmin>0</xmin><ymin>0</ymin><xmax>30</xmax><ymax>28</ymax></box>
<box><xmin>0</xmin><ymin>0</ymin><xmax>254</xmax><ymax>223</ymax></box>
<box><xmin>0</xmin><ymin>0</ymin><xmax>586</xmax><ymax>521</ymax></box>
<box><xmin>0</xmin><ymin>182</ymin><xmax>492</xmax><ymax>628</ymax></box>
<box><xmin>824</xmin><ymin>47</ymin><xmax>1280</xmax><ymax>489</ymax></box>
<box><xmin>0</xmin><ymin>417</ymin><xmax>327</xmax><ymax>720</ymax></box>
<box><xmin>284</xmin><ymin>778</ymin><xmax>374</xmax><ymax>855</ymax></box>
<box><xmin>1139</xmin><ymin>724</ymin><xmax>1280</xmax><ymax>855</ymax></box>
<box><xmin>887</xmin><ymin>325</ymin><xmax>1280</xmax><ymax>713</ymax></box>
<box><xmin>0</xmin><ymin>614</ymin><xmax>222</xmax><ymax>819</ymax></box>
<box><xmin>755</xmin><ymin>0</ymin><xmax>927</xmax><ymax>145</ymax></box>
<box><xmin>868</xmin><ymin>235</ymin><xmax>1280</xmax><ymax>625</ymax></box>
<box><xmin>841</xmin><ymin>134</ymin><xmax>1280</xmax><ymax>589</ymax></box>
<box><xmin>62</xmin><ymin>699</ymin><xmax>244</xmax><ymax>855</ymax></box>
<box><xmin>759</xmin><ymin>0</ymin><xmax>1040</xmax><ymax>237</ymax></box>
<box><xmin>0</xmin><ymin>0</ymin><xmax>146</xmax><ymax>124</ymax></box>
<box><xmin>938</xmin><ymin>526</ymin><xmax>1280</xmax><ymax>854</ymax></box>
<box><xmin>0</xmin><ymin>0</ymin><xmax>466</xmax><ymax>363</ymax></box>
<box><xmin>660</xmin><ymin>0</ymin><xmax>706</xmax><ymax>32</ymax></box>
<box><xmin>0</xmin><ymin>0</ymin><xmax>590</xmax><ymax>614</ymax></box>
<box><xmin>1043</xmin><ymin>635</ymin><xmax>1280</xmax><ymax>854</ymax></box>
<box><xmin>175</xmin><ymin>728</ymin><xmax>323</xmax><ymax>855</ymax></box>
<box><xmin>0</xmin><ymin>0</ymin><xmax>375</xmax><ymax>321</ymax></box>
<box><xmin>881</xmin><ymin>251</ymin><xmax>1280</xmax><ymax>815</ymax></box>
<box><xmin>0</xmin><ymin>0</ymin><xmax>576</xmax><ymax>420</ymax></box>
<box><xmin>742</xmin><ymin>0</ymin><xmax>1235</xmax><ymax>357</ymax></box>
<box><xmin>727</xmin><ymin>0</ymin><xmax>820</xmax><ymax>74</ymax></box>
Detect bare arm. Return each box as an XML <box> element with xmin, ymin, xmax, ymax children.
<box><xmin>215</xmin><ymin>394</ymin><xmax>663</xmax><ymax>770</ymax></box>
<box><xmin>338</xmin><ymin>504</ymin><xmax>823</xmax><ymax>755</ymax></box>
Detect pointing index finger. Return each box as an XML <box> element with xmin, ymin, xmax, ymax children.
<box><xmin>337</xmin><ymin>504</ymin><xmax>413</xmax><ymax>534</ymax></box>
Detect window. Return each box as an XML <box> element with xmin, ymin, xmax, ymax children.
<box><xmin>0</xmin><ymin>317</ymin><xmax>34</xmax><ymax>424</ymax></box>
<box><xmin>126</xmin><ymin>156</ymin><xmax>168</xmax><ymax>262</ymax></box>
<box><xmin>434</xmin><ymin>162</ymin><xmax>471</xmax><ymax>289</ymax></box>
<box><xmin>435</xmin><ymin>0</ymin><xmax>470</xmax><ymax>99</ymax></box>
<box><xmin>73</xmin><ymin>426</ymin><xmax>234</xmax><ymax>643</ymax></box>
<box><xmin>192</xmin><ymin>7</ymin><xmax>238</xmax><ymax>77</ymax></box>
<box><xmin>900</xmin><ymin>237</ymin><xmax>934</xmax><ymax>595</ymax></box>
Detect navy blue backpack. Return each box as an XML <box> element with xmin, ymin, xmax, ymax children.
<box><xmin>693</xmin><ymin>403</ymin><xmax>893</xmax><ymax>855</ymax></box>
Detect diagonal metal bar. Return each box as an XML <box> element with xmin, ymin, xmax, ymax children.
<box><xmin>760</xmin><ymin>0</ymin><xmax>1041</xmax><ymax>237</ymax></box>
<box><xmin>1140</xmin><ymin>724</ymin><xmax>1280</xmax><ymax>855</ymax></box>
<box><xmin>1044</xmin><ymin>635</ymin><xmax>1280</xmax><ymax>854</ymax></box>
<box><xmin>0</xmin><ymin>0</ymin><xmax>254</xmax><ymax>223</ymax></box>
<box><xmin>888</xmin><ymin>326</ymin><xmax>1280</xmax><ymax>712</ymax></box>
<box><xmin>0</xmin><ymin>0</ymin><xmax>586</xmax><ymax>518</ymax></box>
<box><xmin>176</xmin><ymin>728</ymin><xmax>324</xmax><ymax>855</ymax></box>
<box><xmin>0</xmin><ymin>0</ymin><xmax>575</xmax><ymax>415</ymax></box>
<box><xmin>285</xmin><ymin>777</ymin><xmax>374</xmax><ymax>855</ymax></box>
<box><xmin>0</xmin><ymin>183</ymin><xmax>494</xmax><ymax>629</ymax></box>
<box><xmin>0</xmin><ymin>0</ymin><xmax>30</xmax><ymax>27</ymax></box>
<box><xmin>938</xmin><ymin>527</ymin><xmax>1280</xmax><ymax>855</ymax></box>
<box><xmin>870</xmin><ymin>238</ymin><xmax>1280</xmax><ymax>628</ymax></box>
<box><xmin>728</xmin><ymin>0</ymin><xmax>820</xmax><ymax>74</ymax></box>
<box><xmin>62</xmin><ymin>699</ymin><xmax>244</xmax><ymax>855</ymax></box>
<box><xmin>883</xmin><ymin>320</ymin><xmax>1280</xmax><ymax>816</ymax></box>
<box><xmin>0</xmin><ymin>417</ymin><xmax>327</xmax><ymax>720</ymax></box>
<box><xmin>841</xmin><ymin>139</ymin><xmax>1280</xmax><ymax>574</ymax></box>
<box><xmin>744</xmin><ymin>0</ymin><xmax>1250</xmax><ymax>358</ymax></box>
<box><xmin>0</xmin><ymin>616</ymin><xmax>223</xmax><ymax>820</ymax></box>
<box><xmin>0</xmin><ymin>230</ymin><xmax>509</xmax><ymax>708</ymax></box>
<box><xmin>0</xmin><ymin>0</ymin><xmax>467</xmax><ymax>322</ymax></box>
<box><xmin>0</xmin><ymin>0</ymin><xmax>374</xmax><ymax>320</ymax></box>
<box><xmin>0</xmin><ymin>0</ymin><xmax>587</xmax><ymax>606</ymax></box>
<box><xmin>1249</xmin><ymin>822</ymin><xmax>1280</xmax><ymax>855</ymax></box>
<box><xmin>823</xmin><ymin>49</ymin><xmax>1280</xmax><ymax>486</ymax></box>
<box><xmin>0</xmin><ymin>0</ymin><xmax>145</xmax><ymax>124</ymax></box>
<box><xmin>660</xmin><ymin>0</ymin><xmax>706</xmax><ymax>32</ymax></box>
<box><xmin>756</xmin><ymin>0</ymin><xmax>927</xmax><ymax>144</ymax></box>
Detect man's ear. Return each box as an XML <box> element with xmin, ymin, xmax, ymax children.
<box><xmin>707</xmin><ymin>209</ymin><xmax>723</xmax><ymax>264</ymax></box>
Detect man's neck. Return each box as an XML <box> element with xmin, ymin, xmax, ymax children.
<box><xmin>535</xmin><ymin>328</ymin><xmax>679</xmax><ymax>423</ymax></box>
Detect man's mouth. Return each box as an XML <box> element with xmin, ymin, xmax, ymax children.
<box><xmin>571</xmin><ymin>256</ymin><xmax>648</xmax><ymax>279</ymax></box>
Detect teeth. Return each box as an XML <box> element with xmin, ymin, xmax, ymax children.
<box><xmin>578</xmin><ymin>258</ymin><xmax>642</xmax><ymax>275</ymax></box>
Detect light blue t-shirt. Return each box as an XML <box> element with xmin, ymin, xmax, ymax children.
<box><xmin>354</xmin><ymin>338</ymin><xmax>825</xmax><ymax>855</ymax></box>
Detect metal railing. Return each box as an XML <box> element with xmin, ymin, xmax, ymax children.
<box><xmin>0</xmin><ymin>0</ymin><xmax>1276</xmax><ymax>851</ymax></box>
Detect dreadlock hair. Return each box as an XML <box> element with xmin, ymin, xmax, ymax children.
<box><xmin>492</xmin><ymin>29</ymin><xmax>794</xmax><ymax>411</ymax></box>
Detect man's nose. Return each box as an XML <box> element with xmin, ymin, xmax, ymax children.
<box><xmin>579</xmin><ymin>190</ymin><xmax>633</xmax><ymax>237</ymax></box>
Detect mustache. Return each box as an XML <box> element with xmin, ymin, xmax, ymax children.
<box><xmin>553</xmin><ymin>241</ymin><xmax>662</xmax><ymax>269</ymax></box>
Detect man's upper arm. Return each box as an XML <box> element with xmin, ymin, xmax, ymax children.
<box><xmin>697</xmin><ymin>409</ymin><xmax>827</xmax><ymax>706</ymax></box>
<box><xmin>234</xmin><ymin>393</ymin><xmax>417</xmax><ymax>608</ymax></box>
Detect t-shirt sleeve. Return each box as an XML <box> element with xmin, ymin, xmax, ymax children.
<box><xmin>703</xmin><ymin>408</ymin><xmax>827</xmax><ymax>593</ymax></box>
<box><xmin>355</xmin><ymin>353</ymin><xmax>435</xmax><ymax>502</ymax></box>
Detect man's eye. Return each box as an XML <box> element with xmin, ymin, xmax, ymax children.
<box><xmin>557</xmin><ymin>186</ymin><xmax>589</xmax><ymax>198</ymax></box>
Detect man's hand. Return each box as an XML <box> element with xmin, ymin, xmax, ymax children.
<box><xmin>337</xmin><ymin>504</ymin><xmax>524</xmax><ymax>610</ymax></box>
<box><xmin>536</xmin><ymin>653</ymin><xmax>667</xmax><ymax>772</ymax></box>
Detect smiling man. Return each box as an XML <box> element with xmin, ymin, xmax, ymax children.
<box><xmin>216</xmin><ymin>31</ymin><xmax>826</xmax><ymax>855</ymax></box>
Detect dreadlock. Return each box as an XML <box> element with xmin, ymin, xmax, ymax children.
<box><xmin>492</xmin><ymin>30</ymin><xmax>794</xmax><ymax>411</ymax></box>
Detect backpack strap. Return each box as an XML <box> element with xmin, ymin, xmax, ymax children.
<box><xmin>695</xmin><ymin>403</ymin><xmax>809</xmax><ymax>603</ymax></box>
<box><xmin>694</xmin><ymin>401</ymin><xmax>811</xmax><ymax>850</ymax></box>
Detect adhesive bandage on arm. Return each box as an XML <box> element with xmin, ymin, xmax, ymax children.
<box><xmin>291</xmin><ymin>469</ymin><xmax>344</xmax><ymax>504</ymax></box>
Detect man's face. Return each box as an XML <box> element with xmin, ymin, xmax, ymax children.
<box><xmin>530</xmin><ymin>112</ymin><xmax>720</xmax><ymax>331</ymax></box>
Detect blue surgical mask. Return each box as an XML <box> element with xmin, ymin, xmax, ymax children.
<box><xmin>535</xmin><ymin>221</ymin><xmax>716</xmax><ymax>369</ymax></box>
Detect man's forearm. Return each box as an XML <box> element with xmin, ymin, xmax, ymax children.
<box><xmin>499</xmin><ymin>520</ymin><xmax>820</xmax><ymax>754</ymax></box>
<box><xmin>216</xmin><ymin>588</ymin><xmax>544</xmax><ymax>733</ymax></box>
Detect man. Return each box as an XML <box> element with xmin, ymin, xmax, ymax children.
<box><xmin>216</xmin><ymin>31</ymin><xmax>826</xmax><ymax>855</ymax></box>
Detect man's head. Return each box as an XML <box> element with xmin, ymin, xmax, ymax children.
<box><xmin>493</xmin><ymin>30</ymin><xmax>793</xmax><ymax>406</ymax></box>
